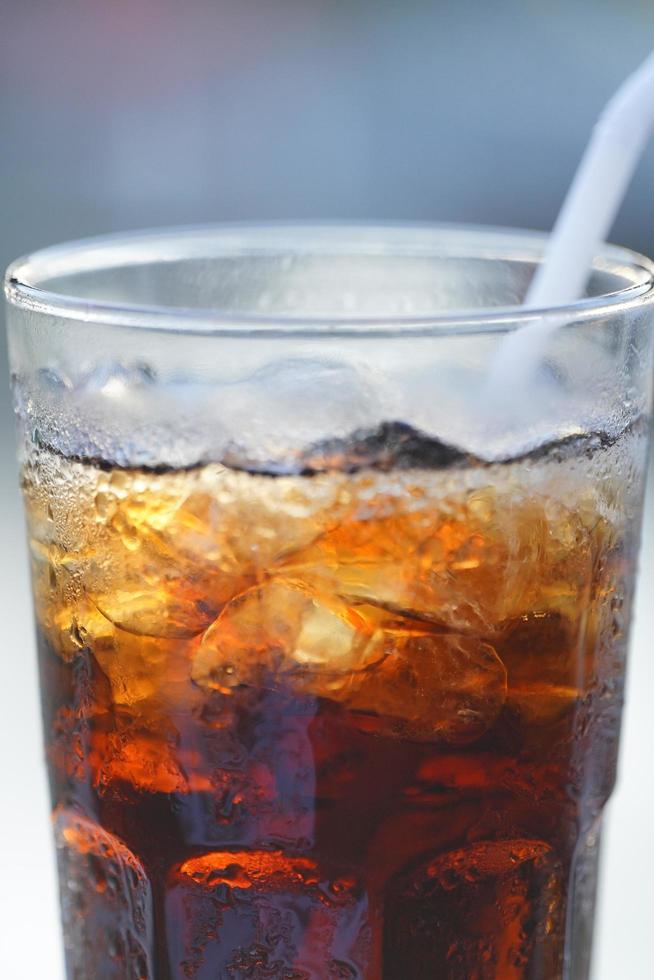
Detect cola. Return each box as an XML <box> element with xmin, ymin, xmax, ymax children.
<box><xmin>25</xmin><ymin>420</ymin><xmax>645</xmax><ymax>978</ymax></box>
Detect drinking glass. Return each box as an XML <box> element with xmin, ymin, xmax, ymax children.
<box><xmin>5</xmin><ymin>224</ymin><xmax>654</xmax><ymax>978</ymax></box>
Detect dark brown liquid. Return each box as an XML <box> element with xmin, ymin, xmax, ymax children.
<box><xmin>24</xmin><ymin>431</ymin><xmax>642</xmax><ymax>978</ymax></box>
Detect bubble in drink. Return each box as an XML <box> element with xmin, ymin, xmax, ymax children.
<box><xmin>24</xmin><ymin>418</ymin><xmax>645</xmax><ymax>977</ymax></box>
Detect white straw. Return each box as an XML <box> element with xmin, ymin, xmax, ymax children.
<box><xmin>488</xmin><ymin>50</ymin><xmax>654</xmax><ymax>393</ymax></box>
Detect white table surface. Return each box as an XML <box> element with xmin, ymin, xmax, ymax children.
<box><xmin>1</xmin><ymin>460</ymin><xmax>652</xmax><ymax>979</ymax></box>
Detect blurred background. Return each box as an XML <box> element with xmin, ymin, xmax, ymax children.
<box><xmin>1</xmin><ymin>1</ymin><xmax>654</xmax><ymax>976</ymax></box>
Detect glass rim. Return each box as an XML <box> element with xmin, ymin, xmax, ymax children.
<box><xmin>5</xmin><ymin>221</ymin><xmax>654</xmax><ymax>337</ymax></box>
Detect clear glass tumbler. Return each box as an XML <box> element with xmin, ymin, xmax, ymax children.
<box><xmin>5</xmin><ymin>224</ymin><xmax>654</xmax><ymax>979</ymax></box>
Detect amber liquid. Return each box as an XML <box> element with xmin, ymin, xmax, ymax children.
<box><xmin>24</xmin><ymin>427</ymin><xmax>644</xmax><ymax>979</ymax></box>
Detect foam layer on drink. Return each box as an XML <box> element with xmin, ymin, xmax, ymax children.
<box><xmin>12</xmin><ymin>342</ymin><xmax>645</xmax><ymax>470</ymax></box>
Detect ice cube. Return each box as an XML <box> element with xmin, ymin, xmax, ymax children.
<box><xmin>496</xmin><ymin>611</ymin><xmax>585</xmax><ymax>724</ymax></box>
<box><xmin>23</xmin><ymin>451</ymin><xmax>227</xmax><ymax>643</ymax></box>
<box><xmin>384</xmin><ymin>839</ymin><xmax>563</xmax><ymax>978</ymax></box>
<box><xmin>343</xmin><ymin>632</ymin><xmax>507</xmax><ymax>743</ymax></box>
<box><xmin>163</xmin><ymin>466</ymin><xmax>346</xmax><ymax>582</ymax></box>
<box><xmin>92</xmin><ymin>723</ymin><xmax>213</xmax><ymax>797</ymax></box>
<box><xmin>86</xmin><ymin>477</ymin><xmax>239</xmax><ymax>639</ymax></box>
<box><xmin>90</xmin><ymin>627</ymin><xmax>200</xmax><ymax>709</ymax></box>
<box><xmin>173</xmin><ymin>689</ymin><xmax>318</xmax><ymax>849</ymax></box>
<box><xmin>165</xmin><ymin>850</ymin><xmax>371</xmax><ymax>978</ymax></box>
<box><xmin>191</xmin><ymin>579</ymin><xmax>386</xmax><ymax>696</ymax></box>
<box><xmin>192</xmin><ymin>582</ymin><xmax>506</xmax><ymax>744</ymax></box>
<box><xmin>31</xmin><ymin>464</ymin><xmax>240</xmax><ymax>642</ymax></box>
<box><xmin>282</xmin><ymin>484</ymin><xmax>511</xmax><ymax>636</ymax></box>
<box><xmin>65</xmin><ymin>462</ymin><xmax>347</xmax><ymax>642</ymax></box>
<box><xmin>53</xmin><ymin>807</ymin><xmax>154</xmax><ymax>979</ymax></box>
<box><xmin>286</xmin><ymin>476</ymin><xmax>602</xmax><ymax>642</ymax></box>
